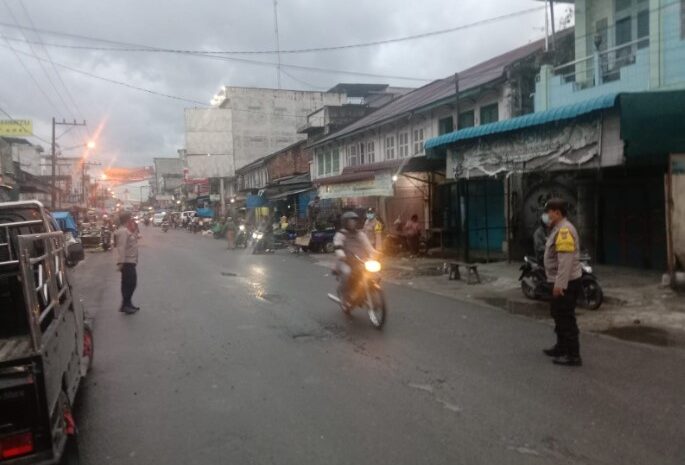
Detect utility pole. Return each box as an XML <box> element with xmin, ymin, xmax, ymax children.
<box><xmin>548</xmin><ymin>0</ymin><xmax>557</xmax><ymax>52</ymax></box>
<box><xmin>51</xmin><ymin>118</ymin><xmax>88</xmax><ymax>209</ymax></box>
<box><xmin>273</xmin><ymin>0</ymin><xmax>281</xmax><ymax>89</ymax></box>
<box><xmin>81</xmin><ymin>160</ymin><xmax>101</xmax><ymax>208</ymax></box>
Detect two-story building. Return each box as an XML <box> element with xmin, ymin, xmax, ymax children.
<box><xmin>426</xmin><ymin>0</ymin><xmax>685</xmax><ymax>269</ymax></box>
<box><xmin>309</xmin><ymin>37</ymin><xmax>555</xmax><ymax>246</ymax></box>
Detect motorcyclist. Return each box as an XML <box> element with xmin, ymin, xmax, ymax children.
<box><xmin>333</xmin><ymin>211</ymin><xmax>376</xmax><ymax>309</ymax></box>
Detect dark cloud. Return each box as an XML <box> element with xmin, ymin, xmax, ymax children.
<box><xmin>0</xmin><ymin>0</ymin><xmax>571</xmax><ymax>168</ymax></box>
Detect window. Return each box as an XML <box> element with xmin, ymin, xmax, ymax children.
<box><xmin>366</xmin><ymin>141</ymin><xmax>375</xmax><ymax>164</ymax></box>
<box><xmin>359</xmin><ymin>142</ymin><xmax>365</xmax><ymax>165</ymax></box>
<box><xmin>317</xmin><ymin>152</ymin><xmax>324</xmax><ymax>176</ymax></box>
<box><xmin>332</xmin><ymin>148</ymin><xmax>340</xmax><ymax>172</ymax></box>
<box><xmin>458</xmin><ymin>110</ymin><xmax>475</xmax><ymax>128</ymax></box>
<box><xmin>412</xmin><ymin>128</ymin><xmax>424</xmax><ymax>155</ymax></box>
<box><xmin>347</xmin><ymin>144</ymin><xmax>359</xmax><ymax>166</ymax></box>
<box><xmin>324</xmin><ymin>151</ymin><xmax>332</xmax><ymax>174</ymax></box>
<box><xmin>398</xmin><ymin>132</ymin><xmax>409</xmax><ymax>158</ymax></box>
<box><xmin>480</xmin><ymin>104</ymin><xmax>499</xmax><ymax>125</ymax></box>
<box><xmin>438</xmin><ymin>116</ymin><xmax>454</xmax><ymax>135</ymax></box>
<box><xmin>385</xmin><ymin>136</ymin><xmax>395</xmax><ymax>160</ymax></box>
<box><xmin>637</xmin><ymin>9</ymin><xmax>649</xmax><ymax>49</ymax></box>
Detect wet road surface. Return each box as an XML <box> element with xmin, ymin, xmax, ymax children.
<box><xmin>71</xmin><ymin>226</ymin><xmax>685</xmax><ymax>465</ymax></box>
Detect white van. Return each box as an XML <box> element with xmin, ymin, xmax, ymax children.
<box><xmin>152</xmin><ymin>212</ymin><xmax>166</xmax><ymax>226</ymax></box>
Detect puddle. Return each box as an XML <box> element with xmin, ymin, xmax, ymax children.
<box><xmin>598</xmin><ymin>326</ymin><xmax>674</xmax><ymax>347</ymax></box>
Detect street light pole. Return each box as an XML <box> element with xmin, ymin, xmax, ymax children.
<box><xmin>50</xmin><ymin>118</ymin><xmax>88</xmax><ymax>209</ymax></box>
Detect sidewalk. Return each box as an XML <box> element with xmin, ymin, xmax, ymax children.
<box><xmin>314</xmin><ymin>254</ymin><xmax>685</xmax><ymax>350</ymax></box>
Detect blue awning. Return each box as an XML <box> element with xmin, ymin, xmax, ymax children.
<box><xmin>425</xmin><ymin>93</ymin><xmax>620</xmax><ymax>155</ymax></box>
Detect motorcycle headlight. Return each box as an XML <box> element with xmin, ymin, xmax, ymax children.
<box><xmin>582</xmin><ymin>264</ymin><xmax>592</xmax><ymax>274</ymax></box>
<box><xmin>239</xmin><ymin>225</ymin><xmax>246</xmax><ymax>231</ymax></box>
<box><xmin>256</xmin><ymin>233</ymin><xmax>264</xmax><ymax>239</ymax></box>
<box><xmin>252</xmin><ymin>232</ymin><xmax>258</xmax><ymax>239</ymax></box>
<box><xmin>364</xmin><ymin>260</ymin><xmax>382</xmax><ymax>273</ymax></box>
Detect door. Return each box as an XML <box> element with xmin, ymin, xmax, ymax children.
<box><xmin>466</xmin><ymin>179</ymin><xmax>505</xmax><ymax>257</ymax></box>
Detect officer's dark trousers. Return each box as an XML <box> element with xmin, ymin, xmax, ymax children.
<box><xmin>550</xmin><ymin>278</ymin><xmax>581</xmax><ymax>357</ymax></box>
<box><xmin>121</xmin><ymin>263</ymin><xmax>137</xmax><ymax>308</ymax></box>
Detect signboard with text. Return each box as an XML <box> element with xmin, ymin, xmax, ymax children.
<box><xmin>0</xmin><ymin>119</ymin><xmax>33</xmax><ymax>137</ymax></box>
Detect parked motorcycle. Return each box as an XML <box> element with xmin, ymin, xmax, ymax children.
<box><xmin>518</xmin><ymin>255</ymin><xmax>604</xmax><ymax>310</ymax></box>
<box><xmin>327</xmin><ymin>255</ymin><xmax>386</xmax><ymax>329</ymax></box>
<box><xmin>383</xmin><ymin>232</ymin><xmax>428</xmax><ymax>256</ymax></box>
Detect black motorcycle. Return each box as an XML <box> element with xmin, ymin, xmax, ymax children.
<box><xmin>327</xmin><ymin>255</ymin><xmax>386</xmax><ymax>329</ymax></box>
<box><xmin>235</xmin><ymin>224</ymin><xmax>249</xmax><ymax>248</ymax></box>
<box><xmin>382</xmin><ymin>232</ymin><xmax>428</xmax><ymax>256</ymax></box>
<box><xmin>161</xmin><ymin>221</ymin><xmax>169</xmax><ymax>233</ymax></box>
<box><xmin>519</xmin><ymin>255</ymin><xmax>603</xmax><ymax>310</ymax></box>
<box><xmin>101</xmin><ymin>226</ymin><xmax>112</xmax><ymax>251</ymax></box>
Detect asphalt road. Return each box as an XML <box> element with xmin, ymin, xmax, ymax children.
<box><xmin>71</xmin><ymin>226</ymin><xmax>685</xmax><ymax>465</ymax></box>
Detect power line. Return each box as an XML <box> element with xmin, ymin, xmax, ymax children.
<box><xmin>0</xmin><ymin>6</ymin><xmax>544</xmax><ymax>56</ymax></box>
<box><xmin>16</xmin><ymin>0</ymin><xmax>90</xmax><ymax>141</ymax></box>
<box><xmin>0</xmin><ymin>42</ymin><xmax>210</xmax><ymax>106</ymax></box>
<box><xmin>1</xmin><ymin>0</ymin><xmax>72</xmax><ymax>119</ymax></box>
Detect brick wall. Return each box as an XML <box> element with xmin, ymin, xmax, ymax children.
<box><xmin>266</xmin><ymin>143</ymin><xmax>312</xmax><ymax>180</ymax></box>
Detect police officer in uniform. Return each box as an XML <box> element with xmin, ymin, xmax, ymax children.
<box><xmin>542</xmin><ymin>198</ymin><xmax>583</xmax><ymax>366</ymax></box>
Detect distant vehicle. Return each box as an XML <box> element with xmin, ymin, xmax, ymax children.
<box><xmin>152</xmin><ymin>212</ymin><xmax>166</xmax><ymax>226</ymax></box>
<box><xmin>180</xmin><ymin>210</ymin><xmax>196</xmax><ymax>225</ymax></box>
<box><xmin>0</xmin><ymin>200</ymin><xmax>93</xmax><ymax>465</ymax></box>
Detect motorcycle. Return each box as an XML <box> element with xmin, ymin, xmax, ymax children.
<box><xmin>161</xmin><ymin>221</ymin><xmax>169</xmax><ymax>233</ymax></box>
<box><xmin>383</xmin><ymin>231</ymin><xmax>428</xmax><ymax>256</ymax></box>
<box><xmin>327</xmin><ymin>255</ymin><xmax>387</xmax><ymax>329</ymax></box>
<box><xmin>101</xmin><ymin>225</ymin><xmax>112</xmax><ymax>251</ymax></box>
<box><xmin>518</xmin><ymin>255</ymin><xmax>604</xmax><ymax>310</ymax></box>
<box><xmin>235</xmin><ymin>224</ymin><xmax>249</xmax><ymax>248</ymax></box>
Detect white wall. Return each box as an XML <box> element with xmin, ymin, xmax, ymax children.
<box><xmin>12</xmin><ymin>144</ymin><xmax>43</xmax><ymax>176</ymax></box>
<box><xmin>185</xmin><ymin>108</ymin><xmax>234</xmax><ymax>178</ymax></box>
<box><xmin>224</xmin><ymin>87</ymin><xmax>345</xmax><ymax>171</ymax></box>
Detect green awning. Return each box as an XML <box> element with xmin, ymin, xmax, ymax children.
<box><xmin>619</xmin><ymin>90</ymin><xmax>685</xmax><ymax>159</ymax></box>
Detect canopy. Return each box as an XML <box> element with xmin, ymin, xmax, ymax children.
<box><xmin>195</xmin><ymin>207</ymin><xmax>214</xmax><ymax>218</ymax></box>
<box><xmin>52</xmin><ymin>211</ymin><xmax>78</xmax><ymax>235</ymax></box>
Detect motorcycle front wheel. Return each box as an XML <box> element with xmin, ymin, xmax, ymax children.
<box><xmin>366</xmin><ymin>285</ymin><xmax>386</xmax><ymax>330</ymax></box>
<box><xmin>578</xmin><ymin>277</ymin><xmax>603</xmax><ymax>310</ymax></box>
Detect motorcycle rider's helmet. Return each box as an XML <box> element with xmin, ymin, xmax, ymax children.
<box><xmin>341</xmin><ymin>211</ymin><xmax>359</xmax><ymax>231</ymax></box>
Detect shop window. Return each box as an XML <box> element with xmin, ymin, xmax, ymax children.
<box><xmin>385</xmin><ymin>135</ymin><xmax>395</xmax><ymax>160</ymax></box>
<box><xmin>637</xmin><ymin>9</ymin><xmax>649</xmax><ymax>49</ymax></box>
<box><xmin>398</xmin><ymin>132</ymin><xmax>409</xmax><ymax>158</ymax></box>
<box><xmin>480</xmin><ymin>103</ymin><xmax>499</xmax><ymax>125</ymax></box>
<box><xmin>412</xmin><ymin>128</ymin><xmax>424</xmax><ymax>155</ymax></box>
<box><xmin>367</xmin><ymin>141</ymin><xmax>375</xmax><ymax>164</ymax></box>
<box><xmin>438</xmin><ymin>116</ymin><xmax>454</xmax><ymax>135</ymax></box>
<box><xmin>317</xmin><ymin>153</ymin><xmax>324</xmax><ymax>176</ymax></box>
<box><xmin>459</xmin><ymin>110</ymin><xmax>475</xmax><ymax>128</ymax></box>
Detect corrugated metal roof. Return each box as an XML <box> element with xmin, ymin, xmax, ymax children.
<box><xmin>311</xmin><ymin>37</ymin><xmax>550</xmax><ymax>147</ymax></box>
<box><xmin>425</xmin><ymin>93</ymin><xmax>620</xmax><ymax>152</ymax></box>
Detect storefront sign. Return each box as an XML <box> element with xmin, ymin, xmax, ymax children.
<box><xmin>319</xmin><ymin>173</ymin><xmax>393</xmax><ymax>199</ymax></box>
<box><xmin>447</xmin><ymin>119</ymin><xmax>601</xmax><ymax>179</ymax></box>
<box><xmin>209</xmin><ymin>194</ymin><xmax>220</xmax><ymax>201</ymax></box>
<box><xmin>0</xmin><ymin>119</ymin><xmax>32</xmax><ymax>136</ymax></box>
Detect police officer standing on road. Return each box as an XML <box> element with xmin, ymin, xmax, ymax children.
<box><xmin>115</xmin><ymin>212</ymin><xmax>140</xmax><ymax>314</ymax></box>
<box><xmin>542</xmin><ymin>198</ymin><xmax>583</xmax><ymax>366</ymax></box>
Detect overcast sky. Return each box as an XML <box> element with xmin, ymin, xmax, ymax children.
<box><xmin>0</xmin><ymin>0</ymin><xmax>572</xmax><ymax>171</ymax></box>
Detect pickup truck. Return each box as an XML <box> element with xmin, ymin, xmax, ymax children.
<box><xmin>0</xmin><ymin>201</ymin><xmax>92</xmax><ymax>464</ymax></box>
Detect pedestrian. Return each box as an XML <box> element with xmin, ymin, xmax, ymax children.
<box><xmin>404</xmin><ymin>214</ymin><xmax>422</xmax><ymax>256</ymax></box>
<box><xmin>542</xmin><ymin>198</ymin><xmax>583</xmax><ymax>366</ymax></box>
<box><xmin>533</xmin><ymin>213</ymin><xmax>551</xmax><ymax>264</ymax></box>
<box><xmin>307</xmin><ymin>196</ymin><xmax>320</xmax><ymax>229</ymax></box>
<box><xmin>363</xmin><ymin>208</ymin><xmax>382</xmax><ymax>247</ymax></box>
<box><xmin>225</xmin><ymin>216</ymin><xmax>237</xmax><ymax>249</ymax></box>
<box><xmin>115</xmin><ymin>211</ymin><xmax>140</xmax><ymax>314</ymax></box>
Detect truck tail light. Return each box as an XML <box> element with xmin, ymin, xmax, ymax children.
<box><xmin>0</xmin><ymin>432</ymin><xmax>34</xmax><ymax>460</ymax></box>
